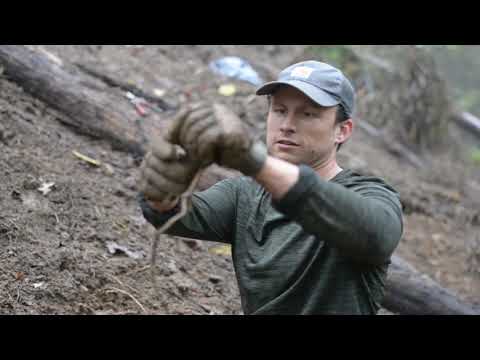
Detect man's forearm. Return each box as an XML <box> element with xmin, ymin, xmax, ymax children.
<box><xmin>139</xmin><ymin>177</ymin><xmax>239</xmax><ymax>244</ymax></box>
<box><xmin>254</xmin><ymin>156</ymin><xmax>300</xmax><ymax>200</ymax></box>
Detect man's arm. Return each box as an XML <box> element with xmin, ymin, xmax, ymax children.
<box><xmin>139</xmin><ymin>178</ymin><xmax>238</xmax><ymax>244</ymax></box>
<box><xmin>255</xmin><ymin>156</ymin><xmax>402</xmax><ymax>266</ymax></box>
<box><xmin>138</xmin><ymin>104</ymin><xmax>241</xmax><ymax>244</ymax></box>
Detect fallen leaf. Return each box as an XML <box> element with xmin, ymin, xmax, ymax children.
<box><xmin>218</xmin><ymin>84</ymin><xmax>236</xmax><ymax>97</ymax></box>
<box><xmin>33</xmin><ymin>282</ymin><xmax>46</xmax><ymax>289</ymax></box>
<box><xmin>72</xmin><ymin>150</ymin><xmax>101</xmax><ymax>166</ymax></box>
<box><xmin>106</xmin><ymin>241</ymin><xmax>145</xmax><ymax>260</ymax></box>
<box><xmin>153</xmin><ymin>88</ymin><xmax>166</xmax><ymax>98</ymax></box>
<box><xmin>15</xmin><ymin>272</ymin><xmax>26</xmax><ymax>281</ymax></box>
<box><xmin>209</xmin><ymin>244</ymin><xmax>231</xmax><ymax>256</ymax></box>
<box><xmin>38</xmin><ymin>181</ymin><xmax>55</xmax><ymax>195</ymax></box>
<box><xmin>103</xmin><ymin>163</ymin><xmax>115</xmax><ymax>176</ymax></box>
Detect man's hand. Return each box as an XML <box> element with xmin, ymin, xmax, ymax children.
<box><xmin>169</xmin><ymin>102</ymin><xmax>268</xmax><ymax>176</ymax></box>
<box><xmin>212</xmin><ymin>103</ymin><xmax>268</xmax><ymax>176</ymax></box>
<box><xmin>138</xmin><ymin>109</ymin><xmax>201</xmax><ymax>211</ymax></box>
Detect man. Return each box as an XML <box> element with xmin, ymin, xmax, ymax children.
<box><xmin>138</xmin><ymin>61</ymin><xmax>403</xmax><ymax>315</ymax></box>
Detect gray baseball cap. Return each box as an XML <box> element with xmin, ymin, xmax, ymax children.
<box><xmin>256</xmin><ymin>60</ymin><xmax>355</xmax><ymax>117</ymax></box>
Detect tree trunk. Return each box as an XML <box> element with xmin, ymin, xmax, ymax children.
<box><xmin>383</xmin><ymin>256</ymin><xmax>480</xmax><ymax>315</ymax></box>
<box><xmin>1</xmin><ymin>45</ymin><xmax>478</xmax><ymax>315</ymax></box>
<box><xmin>354</xmin><ymin>45</ymin><xmax>451</xmax><ymax>154</ymax></box>
<box><xmin>0</xmin><ymin>45</ymin><xmax>164</xmax><ymax>158</ymax></box>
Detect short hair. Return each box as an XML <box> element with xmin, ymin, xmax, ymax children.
<box><xmin>335</xmin><ymin>106</ymin><xmax>349</xmax><ymax>151</ymax></box>
<box><xmin>335</xmin><ymin>106</ymin><xmax>349</xmax><ymax>124</ymax></box>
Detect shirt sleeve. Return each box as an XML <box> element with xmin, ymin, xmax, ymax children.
<box><xmin>139</xmin><ymin>178</ymin><xmax>239</xmax><ymax>244</ymax></box>
<box><xmin>271</xmin><ymin>165</ymin><xmax>403</xmax><ymax>266</ymax></box>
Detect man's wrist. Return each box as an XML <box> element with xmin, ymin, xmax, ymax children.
<box><xmin>254</xmin><ymin>155</ymin><xmax>300</xmax><ymax>200</ymax></box>
<box><xmin>240</xmin><ymin>140</ymin><xmax>268</xmax><ymax>176</ymax></box>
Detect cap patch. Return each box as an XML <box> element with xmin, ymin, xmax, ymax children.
<box><xmin>290</xmin><ymin>66</ymin><xmax>314</xmax><ymax>79</ymax></box>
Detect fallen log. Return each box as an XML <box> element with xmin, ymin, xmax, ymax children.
<box><xmin>451</xmin><ymin>111</ymin><xmax>480</xmax><ymax>138</ymax></box>
<box><xmin>75</xmin><ymin>62</ymin><xmax>176</xmax><ymax>112</ymax></box>
<box><xmin>1</xmin><ymin>45</ymin><xmax>478</xmax><ymax>315</ymax></box>
<box><xmin>0</xmin><ymin>45</ymin><xmax>165</xmax><ymax>158</ymax></box>
<box><xmin>383</xmin><ymin>256</ymin><xmax>480</xmax><ymax>315</ymax></box>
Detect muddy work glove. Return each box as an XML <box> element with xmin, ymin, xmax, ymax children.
<box><xmin>138</xmin><ymin>108</ymin><xmax>201</xmax><ymax>206</ymax></box>
<box><xmin>169</xmin><ymin>102</ymin><xmax>268</xmax><ymax>177</ymax></box>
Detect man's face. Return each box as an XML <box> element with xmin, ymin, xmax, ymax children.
<box><xmin>266</xmin><ymin>85</ymin><xmax>349</xmax><ymax>167</ymax></box>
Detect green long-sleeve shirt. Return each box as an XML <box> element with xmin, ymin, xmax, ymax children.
<box><xmin>140</xmin><ymin>165</ymin><xmax>403</xmax><ymax>314</ymax></box>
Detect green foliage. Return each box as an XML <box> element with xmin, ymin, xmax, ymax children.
<box><xmin>456</xmin><ymin>89</ymin><xmax>480</xmax><ymax>112</ymax></box>
<box><xmin>471</xmin><ymin>147</ymin><xmax>480</xmax><ymax>165</ymax></box>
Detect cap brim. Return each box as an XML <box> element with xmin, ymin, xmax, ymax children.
<box><xmin>256</xmin><ymin>80</ymin><xmax>339</xmax><ymax>107</ymax></box>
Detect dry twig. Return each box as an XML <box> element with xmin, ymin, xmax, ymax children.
<box><xmin>106</xmin><ymin>287</ymin><xmax>147</xmax><ymax>314</ymax></box>
<box><xmin>150</xmin><ymin>170</ymin><xmax>203</xmax><ymax>290</ymax></box>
